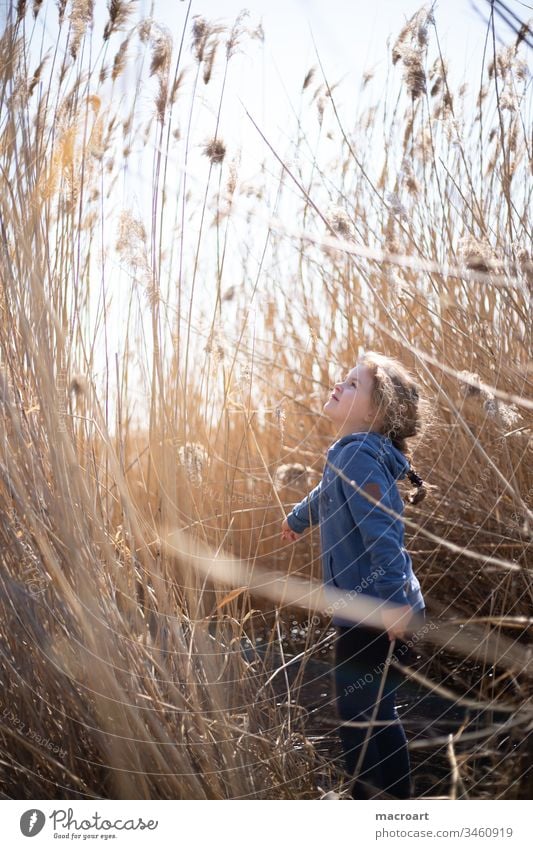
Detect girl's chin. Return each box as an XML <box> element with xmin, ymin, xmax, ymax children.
<box><xmin>322</xmin><ymin>404</ymin><xmax>338</xmax><ymax>420</ymax></box>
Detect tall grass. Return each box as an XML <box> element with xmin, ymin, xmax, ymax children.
<box><xmin>0</xmin><ymin>2</ymin><xmax>532</xmax><ymax>799</ymax></box>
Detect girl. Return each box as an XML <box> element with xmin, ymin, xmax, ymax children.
<box><xmin>280</xmin><ymin>351</ymin><xmax>428</xmax><ymax>800</ymax></box>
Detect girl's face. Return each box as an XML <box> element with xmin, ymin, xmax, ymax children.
<box><xmin>323</xmin><ymin>363</ymin><xmax>382</xmax><ymax>434</ymax></box>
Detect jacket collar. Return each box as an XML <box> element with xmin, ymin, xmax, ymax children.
<box><xmin>327</xmin><ymin>430</ymin><xmax>410</xmax><ymax>480</ymax></box>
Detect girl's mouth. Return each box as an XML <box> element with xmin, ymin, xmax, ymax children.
<box><xmin>331</xmin><ymin>393</ymin><xmax>339</xmax><ymax>401</ymax></box>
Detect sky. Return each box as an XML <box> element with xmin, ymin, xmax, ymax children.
<box><xmin>19</xmin><ymin>1</ymin><xmax>530</xmax><ymax>179</ymax></box>
<box><xmin>4</xmin><ymin>0</ymin><xmax>531</xmax><ymax>431</ymax></box>
<box><xmin>124</xmin><ymin>0</ymin><xmax>527</xmax><ymax>175</ymax></box>
<box><xmin>79</xmin><ymin>0</ymin><xmax>530</xmax><ymax>247</ymax></box>
<box><xmin>152</xmin><ymin>0</ymin><xmax>524</xmax><ymax>116</ymax></box>
<box><xmin>17</xmin><ymin>0</ymin><xmax>529</xmax><ymax>224</ymax></box>
<box><xmin>9</xmin><ymin>0</ymin><xmax>532</xmax><ymax>204</ymax></box>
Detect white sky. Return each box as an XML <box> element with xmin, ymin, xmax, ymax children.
<box><xmin>13</xmin><ymin>1</ymin><xmax>532</xmax><ymax>431</ymax></box>
<box><xmin>32</xmin><ymin>0</ymin><xmax>526</xmax><ymax>191</ymax></box>
<box><xmin>95</xmin><ymin>0</ymin><xmax>530</xmax><ymax>240</ymax></box>
<box><xmin>152</xmin><ymin>0</ymin><xmax>523</xmax><ymax>113</ymax></box>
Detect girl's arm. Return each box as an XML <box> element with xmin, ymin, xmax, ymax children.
<box><xmin>339</xmin><ymin>449</ymin><xmax>410</xmax><ymax>607</ymax></box>
<box><xmin>285</xmin><ymin>480</ymin><xmax>322</xmax><ymax>533</ymax></box>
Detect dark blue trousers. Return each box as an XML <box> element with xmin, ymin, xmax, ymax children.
<box><xmin>334</xmin><ymin>608</ymin><xmax>425</xmax><ymax>799</ymax></box>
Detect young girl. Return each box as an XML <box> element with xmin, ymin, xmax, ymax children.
<box><xmin>280</xmin><ymin>351</ymin><xmax>428</xmax><ymax>800</ymax></box>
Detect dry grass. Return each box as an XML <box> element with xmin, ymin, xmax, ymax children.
<box><xmin>0</xmin><ymin>2</ymin><xmax>531</xmax><ymax>799</ymax></box>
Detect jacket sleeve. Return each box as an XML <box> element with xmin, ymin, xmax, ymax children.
<box><xmin>338</xmin><ymin>449</ymin><xmax>410</xmax><ymax>606</ymax></box>
<box><xmin>286</xmin><ymin>480</ymin><xmax>322</xmax><ymax>533</ymax></box>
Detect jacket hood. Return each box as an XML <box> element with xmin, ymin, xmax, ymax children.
<box><xmin>327</xmin><ymin>430</ymin><xmax>410</xmax><ymax>480</ymax></box>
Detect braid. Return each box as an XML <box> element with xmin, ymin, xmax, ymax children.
<box><xmin>359</xmin><ymin>350</ymin><xmax>429</xmax><ymax>507</ymax></box>
<box><xmin>390</xmin><ymin>437</ymin><xmax>427</xmax><ymax>506</ymax></box>
<box><xmin>406</xmin><ymin>466</ymin><xmax>426</xmax><ymax>505</ymax></box>
<box><xmin>407</xmin><ymin>467</ymin><xmax>423</xmax><ymax>487</ymax></box>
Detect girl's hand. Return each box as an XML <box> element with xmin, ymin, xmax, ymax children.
<box><xmin>280</xmin><ymin>517</ymin><xmax>303</xmax><ymax>542</ymax></box>
<box><xmin>381</xmin><ymin>604</ymin><xmax>414</xmax><ymax>641</ymax></box>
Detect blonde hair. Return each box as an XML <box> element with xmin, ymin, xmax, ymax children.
<box><xmin>359</xmin><ymin>351</ymin><xmax>428</xmax><ymax>505</ymax></box>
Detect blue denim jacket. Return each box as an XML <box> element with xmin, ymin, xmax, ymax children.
<box><xmin>286</xmin><ymin>431</ymin><xmax>425</xmax><ymax>627</ymax></box>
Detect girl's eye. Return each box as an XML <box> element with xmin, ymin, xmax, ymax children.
<box><xmin>351</xmin><ymin>381</ymin><xmax>357</xmax><ymax>387</ymax></box>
